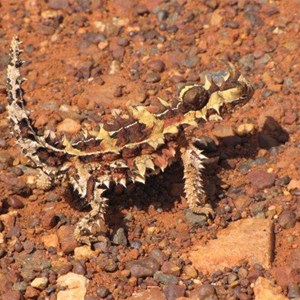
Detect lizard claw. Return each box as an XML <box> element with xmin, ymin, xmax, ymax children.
<box><xmin>190</xmin><ymin>204</ymin><xmax>216</xmax><ymax>219</ymax></box>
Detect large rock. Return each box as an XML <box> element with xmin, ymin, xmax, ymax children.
<box><xmin>57</xmin><ymin>272</ymin><xmax>89</xmax><ymax>300</ymax></box>
<box><xmin>253</xmin><ymin>277</ymin><xmax>288</xmax><ymax>300</ymax></box>
<box><xmin>188</xmin><ymin>218</ymin><xmax>273</xmax><ymax>273</ymax></box>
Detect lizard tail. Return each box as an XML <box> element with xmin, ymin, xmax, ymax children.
<box><xmin>6</xmin><ymin>36</ymin><xmax>51</xmax><ymax>170</ymax></box>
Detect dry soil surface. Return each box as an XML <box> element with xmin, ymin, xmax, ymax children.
<box><xmin>0</xmin><ymin>0</ymin><xmax>299</xmax><ymax>300</ymax></box>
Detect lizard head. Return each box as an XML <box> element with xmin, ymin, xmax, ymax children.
<box><xmin>178</xmin><ymin>64</ymin><xmax>254</xmax><ymax>121</ymax></box>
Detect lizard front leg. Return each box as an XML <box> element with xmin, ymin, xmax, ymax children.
<box><xmin>181</xmin><ymin>145</ymin><xmax>215</xmax><ymax>218</ymax></box>
<box><xmin>74</xmin><ymin>178</ymin><xmax>108</xmax><ymax>245</ymax></box>
<box><xmin>66</xmin><ymin>161</ymin><xmax>108</xmax><ymax>245</ymax></box>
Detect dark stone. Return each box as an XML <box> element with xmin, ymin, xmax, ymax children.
<box><xmin>127</xmin><ymin>257</ymin><xmax>160</xmax><ymax>278</ymax></box>
<box><xmin>0</xmin><ymin>248</ymin><xmax>6</xmax><ymax>258</ymax></box>
<box><xmin>148</xmin><ymin>60</ymin><xmax>166</xmax><ymax>73</ymax></box>
<box><xmin>149</xmin><ymin>248</ymin><xmax>166</xmax><ymax>265</ymax></box>
<box><xmin>0</xmin><ymin>103</ymin><xmax>5</xmax><ymax>114</ymax></box>
<box><xmin>73</xmin><ymin>261</ymin><xmax>87</xmax><ymax>275</ymax></box>
<box><xmin>83</xmin><ymin>32</ymin><xmax>106</xmax><ymax>45</ymax></box>
<box><xmin>130</xmin><ymin>241</ymin><xmax>142</xmax><ymax>249</ymax></box>
<box><xmin>144</xmin><ymin>71</ymin><xmax>161</xmax><ymax>83</ymax></box>
<box><xmin>96</xmin><ymin>286</ymin><xmax>110</xmax><ymax>298</ymax></box>
<box><xmin>156</xmin><ymin>10</ymin><xmax>169</xmax><ymax>22</ymax></box>
<box><xmin>97</xmin><ymin>255</ymin><xmax>118</xmax><ymax>273</ymax></box>
<box><xmin>276</xmin><ymin>175</ymin><xmax>291</xmax><ymax>186</ymax></box>
<box><xmin>7</xmin><ymin>196</ymin><xmax>25</xmax><ymax>209</ymax></box>
<box><xmin>45</xmin><ymin>192</ymin><xmax>60</xmax><ymax>202</ymax></box>
<box><xmin>288</xmin><ymin>283</ymin><xmax>300</xmax><ymax>298</ymax></box>
<box><xmin>113</xmin><ymin>86</ymin><xmax>123</xmax><ymax>98</ymax></box>
<box><xmin>117</xmin><ymin>38</ymin><xmax>129</xmax><ymax>47</ymax></box>
<box><xmin>154</xmin><ymin>271</ymin><xmax>179</xmax><ymax>285</ymax></box>
<box><xmin>184</xmin><ymin>209</ymin><xmax>207</xmax><ymax>226</ymax></box>
<box><xmin>278</xmin><ymin>210</ymin><xmax>297</xmax><ymax>229</ymax></box>
<box><xmin>164</xmin><ymin>284</ymin><xmax>185</xmax><ymax>300</ymax></box>
<box><xmin>198</xmin><ymin>283</ymin><xmax>217</xmax><ymax>300</ymax></box>
<box><xmin>244</xmin><ymin>12</ymin><xmax>263</xmax><ymax>27</ymax></box>
<box><xmin>41</xmin><ymin>210</ymin><xmax>59</xmax><ymax>230</ymax></box>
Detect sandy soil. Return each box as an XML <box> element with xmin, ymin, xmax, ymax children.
<box><xmin>0</xmin><ymin>0</ymin><xmax>299</xmax><ymax>299</ymax></box>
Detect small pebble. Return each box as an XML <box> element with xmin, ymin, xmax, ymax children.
<box><xmin>45</xmin><ymin>192</ymin><xmax>60</xmax><ymax>202</ymax></box>
<box><xmin>148</xmin><ymin>60</ymin><xmax>166</xmax><ymax>73</ymax></box>
<box><xmin>96</xmin><ymin>286</ymin><xmax>110</xmax><ymax>298</ymax></box>
<box><xmin>23</xmin><ymin>241</ymin><xmax>35</xmax><ymax>254</ymax></box>
<box><xmin>112</xmin><ymin>228</ymin><xmax>128</xmax><ymax>246</ymax></box>
<box><xmin>48</xmin><ymin>0</ymin><xmax>68</xmax><ymax>10</ymax></box>
<box><xmin>113</xmin><ymin>86</ymin><xmax>123</xmax><ymax>98</ymax></box>
<box><xmin>287</xmin><ymin>283</ymin><xmax>300</xmax><ymax>298</ymax></box>
<box><xmin>149</xmin><ymin>248</ymin><xmax>166</xmax><ymax>265</ymax></box>
<box><xmin>198</xmin><ymin>283</ymin><xmax>217</xmax><ymax>300</ymax></box>
<box><xmin>228</xmin><ymin>273</ymin><xmax>238</xmax><ymax>284</ymax></box>
<box><xmin>128</xmin><ymin>257</ymin><xmax>160</xmax><ymax>278</ymax></box>
<box><xmin>72</xmin><ymin>261</ymin><xmax>86</xmax><ymax>275</ymax></box>
<box><xmin>154</xmin><ymin>271</ymin><xmax>179</xmax><ymax>285</ymax></box>
<box><xmin>276</xmin><ymin>175</ymin><xmax>290</xmax><ymax>186</ymax></box>
<box><xmin>31</xmin><ymin>277</ymin><xmax>48</xmax><ymax>289</ymax></box>
<box><xmin>130</xmin><ymin>241</ymin><xmax>142</xmax><ymax>249</ymax></box>
<box><xmin>0</xmin><ymin>138</ymin><xmax>8</xmax><ymax>149</ymax></box>
<box><xmin>11</xmin><ymin>167</ymin><xmax>24</xmax><ymax>176</ymax></box>
<box><xmin>117</xmin><ymin>37</ymin><xmax>129</xmax><ymax>47</ymax></box>
<box><xmin>184</xmin><ymin>209</ymin><xmax>207</xmax><ymax>226</ymax></box>
<box><xmin>183</xmin><ymin>265</ymin><xmax>198</xmax><ymax>279</ymax></box>
<box><xmin>161</xmin><ymin>261</ymin><xmax>181</xmax><ymax>276</ymax></box>
<box><xmin>238</xmin><ymin>268</ymin><xmax>248</xmax><ymax>279</ymax></box>
<box><xmin>278</xmin><ymin>210</ymin><xmax>297</xmax><ymax>229</ymax></box>
<box><xmin>144</xmin><ymin>71</ymin><xmax>161</xmax><ymax>83</ymax></box>
<box><xmin>41</xmin><ymin>210</ymin><xmax>59</xmax><ymax>230</ymax></box>
<box><xmin>0</xmin><ymin>104</ymin><xmax>5</xmax><ymax>114</ymax></box>
<box><xmin>57</xmin><ymin>225</ymin><xmax>78</xmax><ymax>254</ymax></box>
<box><xmin>164</xmin><ymin>284</ymin><xmax>185</xmax><ymax>299</ymax></box>
<box><xmin>7</xmin><ymin>196</ymin><xmax>25</xmax><ymax>209</ymax></box>
<box><xmin>0</xmin><ymin>248</ymin><xmax>6</xmax><ymax>258</ymax></box>
<box><xmin>101</xmin><ymin>258</ymin><xmax>118</xmax><ymax>273</ymax></box>
<box><xmin>156</xmin><ymin>10</ymin><xmax>169</xmax><ymax>22</ymax></box>
<box><xmin>247</xmin><ymin>170</ymin><xmax>276</xmax><ymax>190</ymax></box>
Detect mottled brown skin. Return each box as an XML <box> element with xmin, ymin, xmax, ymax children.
<box><xmin>6</xmin><ymin>36</ymin><xmax>254</xmax><ymax>244</ymax></box>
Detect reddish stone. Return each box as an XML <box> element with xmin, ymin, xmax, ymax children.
<box><xmin>247</xmin><ymin>170</ymin><xmax>276</xmax><ymax>190</ymax></box>
<box><xmin>57</xmin><ymin>226</ymin><xmax>78</xmax><ymax>255</ymax></box>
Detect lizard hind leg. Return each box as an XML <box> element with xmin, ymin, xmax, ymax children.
<box><xmin>181</xmin><ymin>145</ymin><xmax>215</xmax><ymax>218</ymax></box>
<box><xmin>74</xmin><ymin>179</ymin><xmax>108</xmax><ymax>245</ymax></box>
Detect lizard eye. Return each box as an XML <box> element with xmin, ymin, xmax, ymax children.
<box><xmin>180</xmin><ymin>85</ymin><xmax>209</xmax><ymax>111</ymax></box>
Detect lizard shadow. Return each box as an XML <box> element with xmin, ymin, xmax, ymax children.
<box><xmin>81</xmin><ymin>116</ymin><xmax>289</xmax><ymax>240</ymax></box>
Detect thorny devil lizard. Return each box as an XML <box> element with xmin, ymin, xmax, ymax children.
<box><xmin>6</xmin><ymin>36</ymin><xmax>254</xmax><ymax>245</ymax></box>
